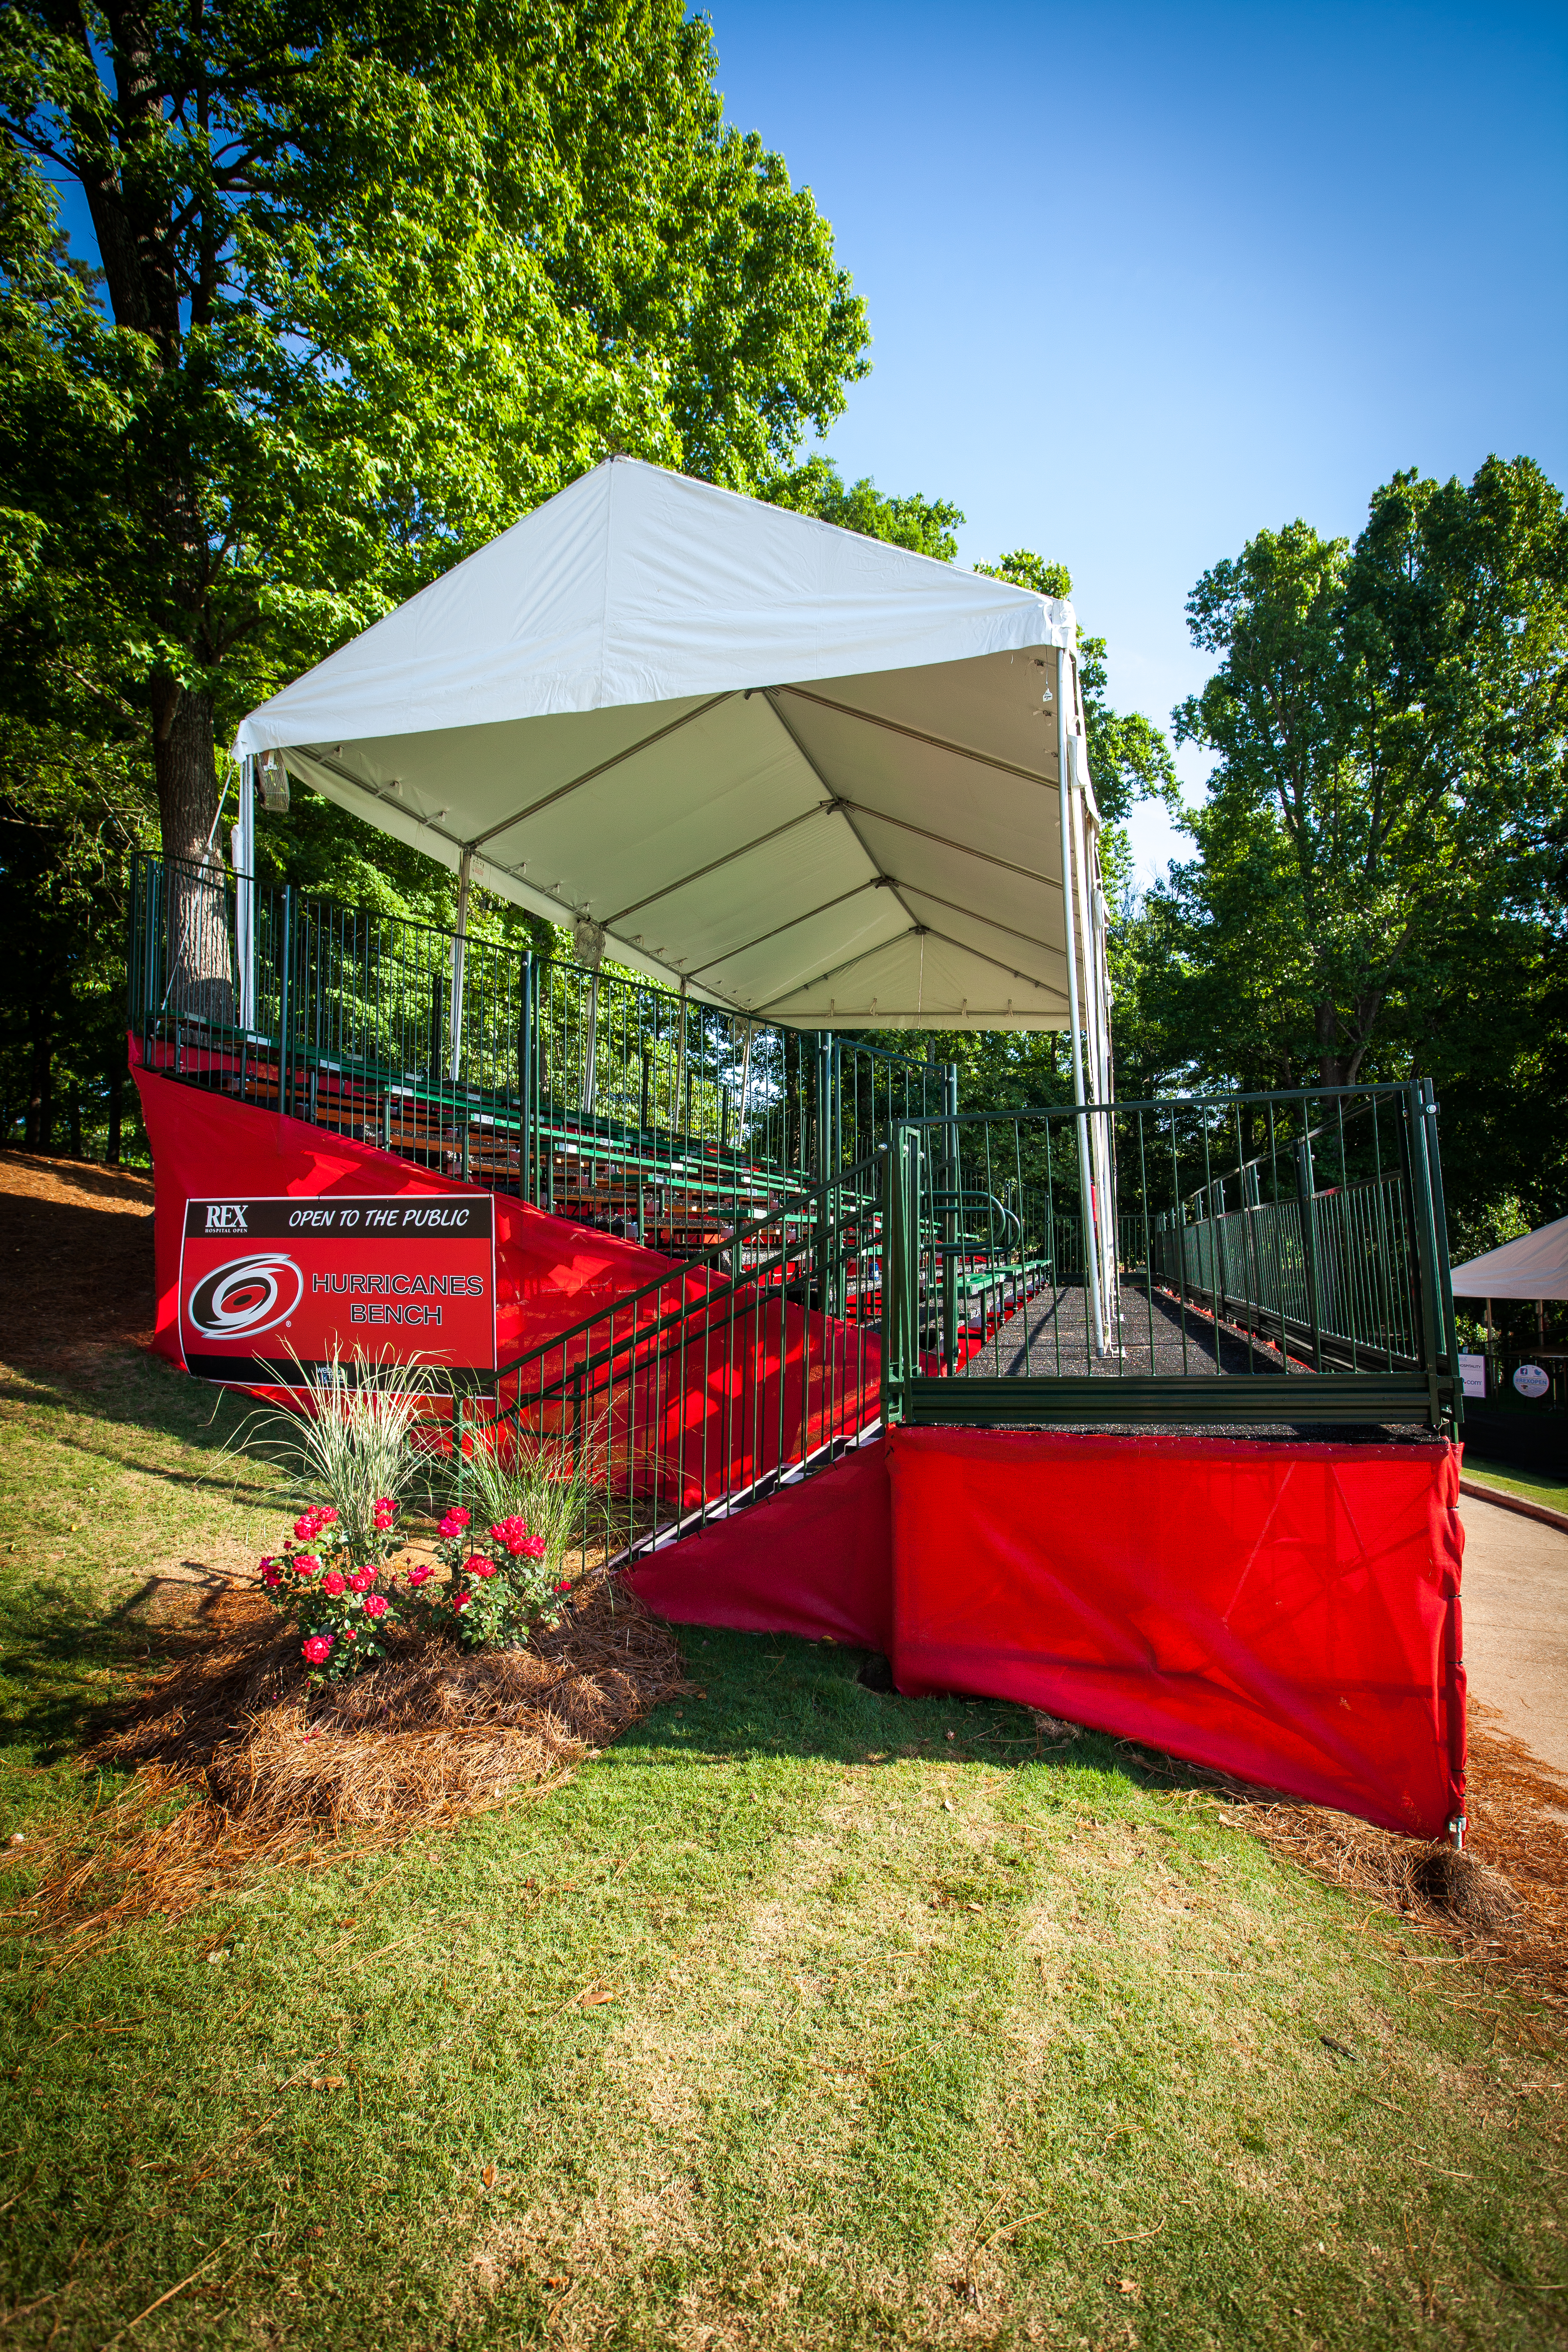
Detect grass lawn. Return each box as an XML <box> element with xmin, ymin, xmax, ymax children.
<box><xmin>1</xmin><ymin>1345</ymin><xmax>1565</xmax><ymax>2350</ymax></box>
<box><xmin>1461</xmin><ymin>1456</ymin><xmax>1568</xmax><ymax>1518</ymax></box>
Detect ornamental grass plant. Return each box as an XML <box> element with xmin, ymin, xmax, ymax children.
<box><xmin>455</xmin><ymin>1421</ymin><xmax>599</xmax><ymax>1580</ymax></box>
<box><xmin>235</xmin><ymin>1344</ymin><xmax>444</xmax><ymax>1562</ymax></box>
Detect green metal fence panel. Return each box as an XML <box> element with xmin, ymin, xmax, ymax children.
<box><xmin>880</xmin><ymin>1088</ymin><xmax>1460</xmax><ymax>1436</ymax></box>
<box><xmin>129</xmin><ymin>854</ymin><xmax>945</xmax><ymax>1261</ymax></box>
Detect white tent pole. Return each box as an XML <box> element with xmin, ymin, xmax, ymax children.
<box><xmin>676</xmin><ymin>976</ymin><xmax>689</xmax><ymax>1142</ymax></box>
<box><xmin>1071</xmin><ymin>789</ymin><xmax>1117</xmax><ymax>1348</ymax></box>
<box><xmin>582</xmin><ymin>973</ymin><xmax>598</xmax><ymax>1114</ymax></box>
<box><xmin>449</xmin><ymin>847</ymin><xmax>472</xmax><ymax>1083</ymax></box>
<box><xmin>1058</xmin><ymin>650</ymin><xmax>1106</xmax><ymax>1356</ymax></box>
<box><xmin>738</xmin><ymin>1019</ymin><xmax>753</xmax><ymax>1140</ymax></box>
<box><xmin>232</xmin><ymin>756</ymin><xmax>255</xmax><ymax>1032</ymax></box>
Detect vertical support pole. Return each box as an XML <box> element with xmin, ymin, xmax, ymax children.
<box><xmin>738</xmin><ymin>1021</ymin><xmax>753</xmax><ymax>1150</ymax></box>
<box><xmin>942</xmin><ymin>1063</ymin><xmax>958</xmax><ymax>1374</ymax></box>
<box><xmin>676</xmin><ymin>977</ymin><xmax>688</xmax><ymax>1145</ymax></box>
<box><xmin>882</xmin><ymin>1122</ymin><xmax>918</xmax><ymax>1430</ymax></box>
<box><xmin>277</xmin><ymin>883</ymin><xmax>294</xmax><ymax>1117</ymax></box>
<box><xmin>1295</xmin><ymin>1136</ymin><xmax>1323</xmax><ymax>1372</ymax></box>
<box><xmin>232</xmin><ymin>756</ymin><xmax>255</xmax><ymax>1033</ymax></box>
<box><xmin>1422</xmin><ymin>1077</ymin><xmax>1461</xmax><ymax>1434</ymax></box>
<box><xmin>517</xmin><ymin>951</ymin><xmax>534</xmax><ymax>1205</ymax></box>
<box><xmin>1058</xmin><ymin>647</ymin><xmax>1106</xmax><ymax>1358</ymax></box>
<box><xmin>1405</xmin><ymin>1079</ymin><xmax>1447</xmax><ymax>1432</ymax></box>
<box><xmin>813</xmin><ymin>1032</ymin><xmax>832</xmax><ymax>1318</ymax></box>
<box><xmin>448</xmin><ymin>847</ymin><xmax>472</xmax><ymax>1084</ymax></box>
<box><xmin>581</xmin><ymin>973</ymin><xmax>598</xmax><ymax>1116</ymax></box>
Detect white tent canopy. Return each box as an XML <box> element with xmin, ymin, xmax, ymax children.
<box><xmin>234</xmin><ymin>458</ymin><xmax>1107</xmax><ymax>1040</ymax></box>
<box><xmin>1450</xmin><ymin>1215</ymin><xmax>1568</xmax><ymax>1301</ymax></box>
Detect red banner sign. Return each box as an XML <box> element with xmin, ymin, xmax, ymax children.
<box><xmin>178</xmin><ymin>1194</ymin><xmax>496</xmax><ymax>1383</ymax></box>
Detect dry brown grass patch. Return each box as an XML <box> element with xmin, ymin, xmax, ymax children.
<box><xmin>15</xmin><ymin>1572</ymin><xmax>686</xmax><ymax>1945</ymax></box>
<box><xmin>1173</xmin><ymin>1711</ymin><xmax>1568</xmax><ymax>2019</ymax></box>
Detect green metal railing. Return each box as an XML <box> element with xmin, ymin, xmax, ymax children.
<box><xmin>481</xmin><ymin>1155</ymin><xmax>886</xmax><ymax>1561</ymax></box>
<box><xmin>881</xmin><ymin>1085</ymin><xmax>1461</xmax><ymax>1434</ymax></box>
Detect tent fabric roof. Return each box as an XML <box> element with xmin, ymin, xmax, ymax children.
<box><xmin>1449</xmin><ymin>1214</ymin><xmax>1568</xmax><ymax>1301</ymax></box>
<box><xmin>235</xmin><ymin>458</ymin><xmax>1097</xmax><ymax>1030</ymax></box>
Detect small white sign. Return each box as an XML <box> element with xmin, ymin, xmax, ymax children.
<box><xmin>1513</xmin><ymin>1361</ymin><xmax>1551</xmax><ymax>1400</ymax></box>
<box><xmin>1458</xmin><ymin>1352</ymin><xmax>1487</xmax><ymax>1399</ymax></box>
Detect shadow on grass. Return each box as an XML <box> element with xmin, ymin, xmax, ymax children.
<box><xmin>611</xmin><ymin>1620</ymin><xmax>1180</xmax><ymax>1799</ymax></box>
<box><xmin>0</xmin><ymin>1346</ymin><xmax>272</xmax><ymax>1500</ymax></box>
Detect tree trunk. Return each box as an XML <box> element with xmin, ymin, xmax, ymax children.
<box><xmin>153</xmin><ymin>684</ymin><xmax>235</xmax><ymax>1026</ymax></box>
<box><xmin>1315</xmin><ymin>1000</ymin><xmax>1349</xmax><ymax>1090</ymax></box>
<box><xmin>68</xmin><ymin>1087</ymin><xmax>83</xmax><ymax>1158</ymax></box>
<box><xmin>106</xmin><ymin>1039</ymin><xmax>124</xmax><ymax>1165</ymax></box>
<box><xmin>25</xmin><ymin>999</ymin><xmax>52</xmax><ymax>1151</ymax></box>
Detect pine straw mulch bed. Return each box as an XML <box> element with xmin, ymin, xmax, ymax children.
<box><xmin>1145</xmin><ymin>1707</ymin><xmax>1568</xmax><ymax>2027</ymax></box>
<box><xmin>10</xmin><ymin>1573</ymin><xmax>689</xmax><ymax>1953</ymax></box>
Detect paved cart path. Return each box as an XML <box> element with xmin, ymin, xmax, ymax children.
<box><xmin>1459</xmin><ymin>1493</ymin><xmax>1568</xmax><ymax>1782</ymax></box>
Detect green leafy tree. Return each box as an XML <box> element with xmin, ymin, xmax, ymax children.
<box><xmin>1164</xmin><ymin>461</ymin><xmax>1567</xmax><ymax>1091</ymax></box>
<box><xmin>761</xmin><ymin>456</ymin><xmax>962</xmax><ymax>558</ymax></box>
<box><xmin>1117</xmin><ymin>457</ymin><xmax>1568</xmax><ymax>1240</ymax></box>
<box><xmin>0</xmin><ymin>0</ymin><xmax>868</xmax><ymax>873</ymax></box>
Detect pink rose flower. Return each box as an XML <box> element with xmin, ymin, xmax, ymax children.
<box><xmin>442</xmin><ymin>1505</ymin><xmax>471</xmax><ymax>1532</ymax></box>
<box><xmin>322</xmin><ymin>1569</ymin><xmax>347</xmax><ymax>1596</ymax></box>
<box><xmin>372</xmin><ymin>1501</ymin><xmax>397</xmax><ymax>1530</ymax></box>
<box><xmin>468</xmin><ymin>1558</ymin><xmax>496</xmax><ymax>1580</ymax></box>
<box><xmin>363</xmin><ymin>1593</ymin><xmax>389</xmax><ymax>1619</ymax></box>
<box><xmin>453</xmin><ymin>1591</ymin><xmax>471</xmax><ymax>1612</ymax></box>
<box><xmin>302</xmin><ymin>1634</ymin><xmax>333</xmax><ymax>1665</ymax></box>
<box><xmin>406</xmin><ymin>1563</ymin><xmax>433</xmax><ymax>1588</ymax></box>
<box><xmin>292</xmin><ymin>1554</ymin><xmax>322</xmax><ymax>1579</ymax></box>
<box><xmin>343</xmin><ymin>1625</ymin><xmax>357</xmax><ymax>1640</ymax></box>
<box><xmin>260</xmin><ymin>1563</ymin><xmax>281</xmax><ymax>1590</ymax></box>
<box><xmin>554</xmin><ymin>1580</ymin><xmax>571</xmax><ymax>1594</ymax></box>
<box><xmin>517</xmin><ymin>1534</ymin><xmax>547</xmax><ymax>1560</ymax></box>
<box><xmin>490</xmin><ymin>1516</ymin><xmax>526</xmax><ymax>1550</ymax></box>
<box><xmin>347</xmin><ymin>1569</ymin><xmax>374</xmax><ymax>1594</ymax></box>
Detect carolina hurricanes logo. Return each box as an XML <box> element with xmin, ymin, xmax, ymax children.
<box><xmin>187</xmin><ymin>1252</ymin><xmax>304</xmax><ymax>1341</ymax></box>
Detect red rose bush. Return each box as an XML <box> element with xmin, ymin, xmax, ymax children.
<box><xmin>258</xmin><ymin>1497</ymin><xmax>407</xmax><ymax>1683</ymax></box>
<box><xmin>431</xmin><ymin>1504</ymin><xmax>569</xmax><ymax>1648</ymax></box>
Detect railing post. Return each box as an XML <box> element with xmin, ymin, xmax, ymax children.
<box><xmin>1404</xmin><ymin>1080</ymin><xmax>1449</xmax><ymax>1433</ymax></box>
<box><xmin>881</xmin><ymin>1124</ymin><xmax>915</xmax><ymax>1429</ymax></box>
<box><xmin>1295</xmin><ymin>1136</ymin><xmax>1323</xmax><ymax>1372</ymax></box>
<box><xmin>942</xmin><ymin>1067</ymin><xmax>958</xmax><ymax>1373</ymax></box>
<box><xmin>517</xmin><ymin>951</ymin><xmax>534</xmax><ymax>1205</ymax></box>
<box><xmin>1422</xmin><ymin>1077</ymin><xmax>1461</xmax><ymax>1434</ymax></box>
<box><xmin>278</xmin><ymin>884</ymin><xmax>294</xmax><ymax>1117</ymax></box>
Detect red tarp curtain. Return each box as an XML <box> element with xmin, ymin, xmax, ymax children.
<box><xmin>629</xmin><ymin>1436</ymin><xmax>893</xmax><ymax>1650</ymax></box>
<box><xmin>887</xmin><ymin>1427</ymin><xmax>1465</xmax><ymax>1841</ymax></box>
<box><xmin>131</xmin><ymin>1054</ymin><xmax>694</xmax><ymax>1371</ymax></box>
<box><xmin>131</xmin><ymin>1059</ymin><xmax>878</xmax><ymax>1498</ymax></box>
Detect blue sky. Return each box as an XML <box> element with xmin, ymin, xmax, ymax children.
<box><xmin>708</xmin><ymin>0</ymin><xmax>1568</xmax><ymax>880</ymax></box>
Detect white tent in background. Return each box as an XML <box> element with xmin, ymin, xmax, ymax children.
<box><xmin>234</xmin><ymin>456</ymin><xmax>1118</xmax><ymax>1344</ymax></box>
<box><xmin>1450</xmin><ymin>1216</ymin><xmax>1568</xmax><ymax>1301</ymax></box>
